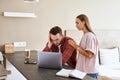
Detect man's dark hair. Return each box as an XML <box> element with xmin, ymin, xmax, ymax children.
<box><xmin>49</xmin><ymin>26</ymin><xmax>62</xmax><ymax>35</ymax></box>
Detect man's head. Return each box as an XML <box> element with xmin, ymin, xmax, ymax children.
<box><xmin>49</xmin><ymin>26</ymin><xmax>63</xmax><ymax>46</ymax></box>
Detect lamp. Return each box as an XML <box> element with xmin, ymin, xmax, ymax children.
<box><xmin>24</xmin><ymin>0</ymin><xmax>39</xmax><ymax>3</ymax></box>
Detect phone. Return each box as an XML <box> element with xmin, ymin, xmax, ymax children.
<box><xmin>24</xmin><ymin>58</ymin><xmax>37</xmax><ymax>64</ymax></box>
<box><xmin>24</xmin><ymin>61</ymin><xmax>37</xmax><ymax>64</ymax></box>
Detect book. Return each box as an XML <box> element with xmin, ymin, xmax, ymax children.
<box><xmin>56</xmin><ymin>68</ymin><xmax>86</xmax><ymax>79</ymax></box>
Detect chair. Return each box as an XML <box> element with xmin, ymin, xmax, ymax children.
<box><xmin>0</xmin><ymin>52</ymin><xmax>8</xmax><ymax>80</ymax></box>
<box><xmin>0</xmin><ymin>52</ymin><xmax>3</xmax><ymax>64</ymax></box>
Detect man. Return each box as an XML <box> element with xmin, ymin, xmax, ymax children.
<box><xmin>43</xmin><ymin>26</ymin><xmax>76</xmax><ymax>68</ymax></box>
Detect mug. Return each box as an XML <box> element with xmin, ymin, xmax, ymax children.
<box><xmin>24</xmin><ymin>49</ymin><xmax>30</xmax><ymax>58</ymax></box>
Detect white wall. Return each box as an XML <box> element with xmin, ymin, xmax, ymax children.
<box><xmin>0</xmin><ymin>0</ymin><xmax>120</xmax><ymax>50</ymax></box>
<box><xmin>39</xmin><ymin>0</ymin><xmax>120</xmax><ymax>30</ymax></box>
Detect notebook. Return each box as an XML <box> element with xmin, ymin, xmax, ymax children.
<box><xmin>56</xmin><ymin>68</ymin><xmax>86</xmax><ymax>79</ymax></box>
<box><xmin>38</xmin><ymin>52</ymin><xmax>62</xmax><ymax>69</ymax></box>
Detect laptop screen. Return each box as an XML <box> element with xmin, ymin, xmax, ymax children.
<box><xmin>38</xmin><ymin>52</ymin><xmax>62</xmax><ymax>69</ymax></box>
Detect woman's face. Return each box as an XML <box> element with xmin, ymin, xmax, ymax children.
<box><xmin>75</xmin><ymin>18</ymin><xmax>85</xmax><ymax>30</ymax></box>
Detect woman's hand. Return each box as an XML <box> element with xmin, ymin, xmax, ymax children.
<box><xmin>69</xmin><ymin>40</ymin><xmax>93</xmax><ymax>58</ymax></box>
<box><xmin>68</xmin><ymin>40</ymin><xmax>78</xmax><ymax>49</ymax></box>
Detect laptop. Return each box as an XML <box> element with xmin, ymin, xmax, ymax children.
<box><xmin>38</xmin><ymin>52</ymin><xmax>62</xmax><ymax>69</ymax></box>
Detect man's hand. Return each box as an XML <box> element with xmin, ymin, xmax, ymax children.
<box><xmin>68</xmin><ymin>40</ymin><xmax>78</xmax><ymax>49</ymax></box>
<box><xmin>47</xmin><ymin>34</ymin><xmax>53</xmax><ymax>48</ymax></box>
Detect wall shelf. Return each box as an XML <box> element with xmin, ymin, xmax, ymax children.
<box><xmin>3</xmin><ymin>12</ymin><xmax>37</xmax><ymax>18</ymax></box>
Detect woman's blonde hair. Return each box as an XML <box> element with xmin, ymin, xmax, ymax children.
<box><xmin>76</xmin><ymin>14</ymin><xmax>94</xmax><ymax>34</ymax></box>
<box><xmin>77</xmin><ymin>14</ymin><xmax>99</xmax><ymax>46</ymax></box>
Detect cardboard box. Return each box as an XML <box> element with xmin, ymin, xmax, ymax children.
<box><xmin>5</xmin><ymin>44</ymin><xmax>14</xmax><ymax>53</ymax></box>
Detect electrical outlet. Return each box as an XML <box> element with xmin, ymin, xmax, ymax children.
<box><xmin>13</xmin><ymin>42</ymin><xmax>26</xmax><ymax>47</ymax></box>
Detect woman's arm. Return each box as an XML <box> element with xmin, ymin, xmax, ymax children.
<box><xmin>68</xmin><ymin>40</ymin><xmax>93</xmax><ymax>58</ymax></box>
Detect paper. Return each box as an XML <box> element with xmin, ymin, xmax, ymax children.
<box><xmin>70</xmin><ymin>69</ymin><xmax>86</xmax><ymax>79</ymax></box>
<box><xmin>56</xmin><ymin>69</ymin><xmax>72</xmax><ymax>77</ymax></box>
<box><xmin>56</xmin><ymin>68</ymin><xmax>86</xmax><ymax>79</ymax></box>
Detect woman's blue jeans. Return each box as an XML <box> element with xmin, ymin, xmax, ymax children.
<box><xmin>87</xmin><ymin>73</ymin><xmax>98</xmax><ymax>80</ymax></box>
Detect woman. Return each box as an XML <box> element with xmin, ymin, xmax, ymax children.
<box><xmin>69</xmin><ymin>14</ymin><xmax>99</xmax><ymax>80</ymax></box>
